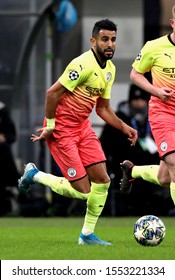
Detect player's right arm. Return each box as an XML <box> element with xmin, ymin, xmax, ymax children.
<box><xmin>130</xmin><ymin>68</ymin><xmax>156</xmax><ymax>95</ymax></box>
<box><xmin>45</xmin><ymin>80</ymin><xmax>66</xmax><ymax>119</ymax></box>
<box><xmin>130</xmin><ymin>68</ymin><xmax>173</xmax><ymax>102</ymax></box>
<box><xmin>131</xmin><ymin>40</ymin><xmax>174</xmax><ymax>102</ymax></box>
<box><xmin>31</xmin><ymin>81</ymin><xmax>66</xmax><ymax>142</ymax></box>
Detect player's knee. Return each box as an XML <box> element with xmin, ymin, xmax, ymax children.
<box><xmin>90</xmin><ymin>174</ymin><xmax>111</xmax><ymax>185</ymax></box>
<box><xmin>80</xmin><ymin>186</ymin><xmax>91</xmax><ymax>193</ymax></box>
<box><xmin>71</xmin><ymin>179</ymin><xmax>91</xmax><ymax>193</ymax></box>
<box><xmin>100</xmin><ymin>178</ymin><xmax>111</xmax><ymax>186</ymax></box>
<box><xmin>157</xmin><ymin>175</ymin><xmax>170</xmax><ymax>187</ymax></box>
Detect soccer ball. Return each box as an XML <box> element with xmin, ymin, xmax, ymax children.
<box><xmin>133</xmin><ymin>215</ymin><xmax>166</xmax><ymax>246</ymax></box>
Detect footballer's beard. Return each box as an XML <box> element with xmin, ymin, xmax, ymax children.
<box><xmin>96</xmin><ymin>46</ymin><xmax>114</xmax><ymax>61</ymax></box>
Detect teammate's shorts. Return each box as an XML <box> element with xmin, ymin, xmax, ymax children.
<box><xmin>149</xmin><ymin>108</ymin><xmax>175</xmax><ymax>159</ymax></box>
<box><xmin>46</xmin><ymin>119</ymin><xmax>106</xmax><ymax>181</ymax></box>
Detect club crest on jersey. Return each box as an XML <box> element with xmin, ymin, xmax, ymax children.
<box><xmin>69</xmin><ymin>70</ymin><xmax>79</xmax><ymax>81</ymax></box>
<box><xmin>106</xmin><ymin>72</ymin><xmax>112</xmax><ymax>82</ymax></box>
<box><xmin>160</xmin><ymin>141</ymin><xmax>167</xmax><ymax>152</ymax></box>
<box><xmin>67</xmin><ymin>168</ymin><xmax>77</xmax><ymax>178</ymax></box>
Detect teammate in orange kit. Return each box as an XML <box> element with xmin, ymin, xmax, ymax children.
<box><xmin>120</xmin><ymin>5</ymin><xmax>175</xmax><ymax>209</ymax></box>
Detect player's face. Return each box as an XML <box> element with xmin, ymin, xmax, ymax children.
<box><xmin>91</xmin><ymin>30</ymin><xmax>116</xmax><ymax>63</ymax></box>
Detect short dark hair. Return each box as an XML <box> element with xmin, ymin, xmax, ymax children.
<box><xmin>92</xmin><ymin>19</ymin><xmax>117</xmax><ymax>37</ymax></box>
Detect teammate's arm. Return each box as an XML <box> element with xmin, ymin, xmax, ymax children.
<box><xmin>130</xmin><ymin>68</ymin><xmax>173</xmax><ymax>101</ymax></box>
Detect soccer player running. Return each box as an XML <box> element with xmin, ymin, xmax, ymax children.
<box><xmin>18</xmin><ymin>19</ymin><xmax>137</xmax><ymax>245</ymax></box>
<box><xmin>120</xmin><ymin>5</ymin><xmax>175</xmax><ymax>208</ymax></box>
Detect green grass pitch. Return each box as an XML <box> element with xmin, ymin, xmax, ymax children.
<box><xmin>0</xmin><ymin>217</ymin><xmax>174</xmax><ymax>260</ymax></box>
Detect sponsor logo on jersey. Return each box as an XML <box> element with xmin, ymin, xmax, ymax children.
<box><xmin>86</xmin><ymin>86</ymin><xmax>104</xmax><ymax>96</ymax></box>
<box><xmin>163</xmin><ymin>67</ymin><xmax>175</xmax><ymax>73</ymax></box>
<box><xmin>163</xmin><ymin>67</ymin><xmax>175</xmax><ymax>78</ymax></box>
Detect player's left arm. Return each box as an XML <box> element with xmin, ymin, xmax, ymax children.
<box><xmin>96</xmin><ymin>97</ymin><xmax>138</xmax><ymax>146</ymax></box>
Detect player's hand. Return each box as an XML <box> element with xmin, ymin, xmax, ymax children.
<box><xmin>156</xmin><ymin>87</ymin><xmax>174</xmax><ymax>101</ymax></box>
<box><xmin>31</xmin><ymin>127</ymin><xmax>53</xmax><ymax>142</ymax></box>
<box><xmin>123</xmin><ymin>124</ymin><xmax>138</xmax><ymax>146</ymax></box>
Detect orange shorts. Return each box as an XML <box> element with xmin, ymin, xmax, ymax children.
<box><xmin>46</xmin><ymin>119</ymin><xmax>106</xmax><ymax>181</ymax></box>
<box><xmin>149</xmin><ymin>112</ymin><xmax>175</xmax><ymax>159</ymax></box>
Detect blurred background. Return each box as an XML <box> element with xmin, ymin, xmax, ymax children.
<box><xmin>0</xmin><ymin>0</ymin><xmax>175</xmax><ymax>217</ymax></box>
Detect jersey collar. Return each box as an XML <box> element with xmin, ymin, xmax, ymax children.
<box><xmin>168</xmin><ymin>34</ymin><xmax>175</xmax><ymax>46</ymax></box>
<box><xmin>91</xmin><ymin>48</ymin><xmax>107</xmax><ymax>69</ymax></box>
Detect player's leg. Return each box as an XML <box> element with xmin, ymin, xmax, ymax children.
<box><xmin>76</xmin><ymin>129</ymin><xmax>111</xmax><ymax>245</ymax></box>
<box><xmin>164</xmin><ymin>152</ymin><xmax>175</xmax><ymax>205</ymax></box>
<box><xmin>77</xmin><ymin>125</ymin><xmax>111</xmax><ymax>245</ymax></box>
<box><xmin>18</xmin><ymin>162</ymin><xmax>89</xmax><ymax>200</ymax></box>
<box><xmin>157</xmin><ymin>160</ymin><xmax>170</xmax><ymax>187</ymax></box>
<box><xmin>78</xmin><ymin>162</ymin><xmax>111</xmax><ymax>246</ymax></box>
<box><xmin>18</xmin><ymin>133</ymin><xmax>90</xmax><ymax>200</ymax></box>
<box><xmin>120</xmin><ymin>160</ymin><xmax>170</xmax><ymax>194</ymax></box>
<box><xmin>121</xmin><ymin>124</ymin><xmax>175</xmax><ymax>193</ymax></box>
<box><xmin>131</xmin><ymin>160</ymin><xmax>170</xmax><ymax>186</ymax></box>
<box><xmin>27</xmin><ymin>160</ymin><xmax>112</xmax><ymax>245</ymax></box>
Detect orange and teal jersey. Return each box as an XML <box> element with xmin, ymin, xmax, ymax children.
<box><xmin>132</xmin><ymin>34</ymin><xmax>175</xmax><ymax>117</ymax></box>
<box><xmin>56</xmin><ymin>49</ymin><xmax>116</xmax><ymax>128</ymax></box>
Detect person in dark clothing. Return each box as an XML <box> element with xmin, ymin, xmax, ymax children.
<box><xmin>0</xmin><ymin>101</ymin><xmax>19</xmax><ymax>215</ymax></box>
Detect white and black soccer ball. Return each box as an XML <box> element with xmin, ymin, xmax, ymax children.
<box><xmin>133</xmin><ymin>215</ymin><xmax>166</xmax><ymax>246</ymax></box>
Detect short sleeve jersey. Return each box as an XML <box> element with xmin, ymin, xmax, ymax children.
<box><xmin>56</xmin><ymin>49</ymin><xmax>116</xmax><ymax>128</ymax></box>
<box><xmin>132</xmin><ymin>35</ymin><xmax>175</xmax><ymax>117</ymax></box>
